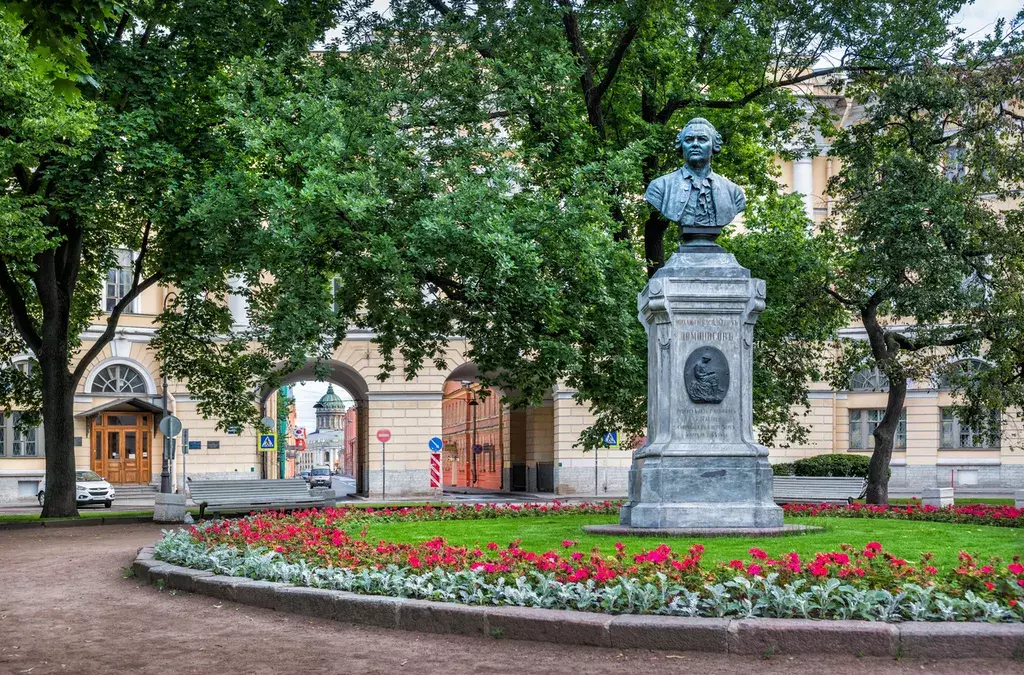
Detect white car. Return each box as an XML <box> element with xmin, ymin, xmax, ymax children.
<box><xmin>38</xmin><ymin>470</ymin><xmax>115</xmax><ymax>508</ymax></box>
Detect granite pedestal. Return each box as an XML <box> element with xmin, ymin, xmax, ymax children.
<box><xmin>618</xmin><ymin>241</ymin><xmax>784</xmax><ymax>531</ymax></box>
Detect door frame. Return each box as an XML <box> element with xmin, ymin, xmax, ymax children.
<box><xmin>90</xmin><ymin>411</ymin><xmax>153</xmax><ymax>484</ymax></box>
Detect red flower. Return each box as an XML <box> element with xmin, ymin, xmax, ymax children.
<box><xmin>985</xmin><ymin>581</ymin><xmax>995</xmax><ymax>591</ymax></box>
<box><xmin>749</xmin><ymin>547</ymin><xmax>768</xmax><ymax>560</ymax></box>
<box><xmin>747</xmin><ymin>564</ymin><xmax>763</xmax><ymax>576</ymax></box>
<box><xmin>866</xmin><ymin>541</ymin><xmax>882</xmax><ymax>551</ymax></box>
<box><xmin>561</xmin><ymin>539</ymin><xmax>577</xmax><ymax>548</ymax></box>
<box><xmin>1009</xmin><ymin>563</ymin><xmax>1024</xmax><ymax>575</ymax></box>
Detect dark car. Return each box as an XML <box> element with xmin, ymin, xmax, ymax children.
<box><xmin>299</xmin><ymin>471</ymin><xmax>311</xmax><ymax>483</ymax></box>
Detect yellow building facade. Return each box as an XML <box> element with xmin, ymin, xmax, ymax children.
<box><xmin>2</xmin><ymin>93</ymin><xmax>1020</xmax><ymax>503</ymax></box>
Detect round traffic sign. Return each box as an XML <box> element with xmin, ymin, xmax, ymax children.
<box><xmin>158</xmin><ymin>415</ymin><xmax>182</xmax><ymax>437</ymax></box>
<box><xmin>376</xmin><ymin>429</ymin><xmax>392</xmax><ymax>443</ymax></box>
<box><xmin>428</xmin><ymin>436</ymin><xmax>443</xmax><ymax>453</ymax></box>
<box><xmin>260</xmin><ymin>416</ymin><xmax>275</xmax><ymax>429</ymax></box>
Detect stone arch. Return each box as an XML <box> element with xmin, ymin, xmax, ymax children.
<box><xmin>262</xmin><ymin>359</ymin><xmax>370</xmax><ymax>495</ymax></box>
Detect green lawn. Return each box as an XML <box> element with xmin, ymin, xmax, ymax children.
<box><xmin>362</xmin><ymin>514</ymin><xmax>1024</xmax><ymax>568</ymax></box>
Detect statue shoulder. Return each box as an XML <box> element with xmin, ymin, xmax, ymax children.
<box><xmin>713</xmin><ymin>172</ymin><xmax>746</xmax><ymax>209</ymax></box>
<box><xmin>645</xmin><ymin>171</ymin><xmax>675</xmax><ymax>202</ymax></box>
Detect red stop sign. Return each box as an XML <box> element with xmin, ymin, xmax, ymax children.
<box><xmin>376</xmin><ymin>429</ymin><xmax>392</xmax><ymax>443</ymax></box>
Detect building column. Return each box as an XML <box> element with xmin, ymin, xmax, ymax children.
<box><xmin>551</xmin><ymin>387</ymin><xmax>629</xmax><ymax>496</ymax></box>
<box><xmin>365</xmin><ymin>392</ymin><xmax>440</xmax><ymax>499</ymax></box>
<box><xmin>792</xmin><ymin>154</ymin><xmax>815</xmax><ymax>221</ymax></box>
<box><xmin>227</xmin><ymin>275</ymin><xmax>249</xmax><ymax>329</ymax></box>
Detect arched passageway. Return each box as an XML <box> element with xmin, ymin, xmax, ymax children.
<box><xmin>263</xmin><ymin>360</ymin><xmax>370</xmax><ymax>496</ymax></box>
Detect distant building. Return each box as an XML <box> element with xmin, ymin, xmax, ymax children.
<box><xmin>441</xmin><ymin>382</ymin><xmax>503</xmax><ymax>490</ymax></box>
<box><xmin>302</xmin><ymin>385</ymin><xmax>346</xmax><ymax>473</ymax></box>
<box><xmin>343</xmin><ymin>407</ymin><xmax>357</xmax><ymax>477</ymax></box>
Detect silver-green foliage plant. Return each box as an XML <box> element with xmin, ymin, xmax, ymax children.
<box><xmin>154</xmin><ymin>530</ymin><xmax>1024</xmax><ymax>623</ymax></box>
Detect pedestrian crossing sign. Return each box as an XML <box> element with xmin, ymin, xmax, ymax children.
<box><xmin>601</xmin><ymin>431</ymin><xmax>619</xmax><ymax>449</ymax></box>
<box><xmin>259</xmin><ymin>434</ymin><xmax>276</xmax><ymax>451</ymax></box>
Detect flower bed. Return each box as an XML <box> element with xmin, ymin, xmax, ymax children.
<box><xmin>783</xmin><ymin>501</ymin><xmax>1024</xmax><ymax>528</ymax></box>
<box><xmin>155</xmin><ymin>504</ymin><xmax>1024</xmax><ymax>622</ymax></box>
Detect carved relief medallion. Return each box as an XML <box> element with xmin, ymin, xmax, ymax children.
<box><xmin>684</xmin><ymin>346</ymin><xmax>729</xmax><ymax>404</ymax></box>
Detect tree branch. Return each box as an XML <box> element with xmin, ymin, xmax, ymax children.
<box><xmin>593</xmin><ymin>11</ymin><xmax>643</xmax><ymax>102</ymax></box>
<box><xmin>71</xmin><ymin>272</ymin><xmax>163</xmax><ymax>387</ymax></box>
<box><xmin>824</xmin><ymin>286</ymin><xmax>858</xmax><ymax>307</ymax></box>
<box><xmin>656</xmin><ymin>65</ymin><xmax>886</xmax><ymax>124</ymax></box>
<box><xmin>71</xmin><ymin>221</ymin><xmax>158</xmax><ymax>385</ymax></box>
<box><xmin>113</xmin><ymin>11</ymin><xmax>130</xmax><ymax>42</ymax></box>
<box><xmin>890</xmin><ymin>330</ymin><xmax>977</xmax><ymax>352</ymax></box>
<box><xmin>0</xmin><ymin>259</ymin><xmax>43</xmax><ymax>354</ymax></box>
<box><xmin>556</xmin><ymin>0</ymin><xmax>604</xmax><ymax>135</ymax></box>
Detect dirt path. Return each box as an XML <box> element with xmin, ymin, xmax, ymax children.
<box><xmin>0</xmin><ymin>524</ymin><xmax>1020</xmax><ymax>675</ymax></box>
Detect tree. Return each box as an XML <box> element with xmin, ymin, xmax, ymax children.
<box><xmin>0</xmin><ymin>1</ymin><xmax>344</xmax><ymax>517</ymax></box>
<box><xmin>823</xmin><ymin>17</ymin><xmax>1024</xmax><ymax>503</ymax></box>
<box><xmin>194</xmin><ymin>0</ymin><xmax>954</xmax><ymax>450</ymax></box>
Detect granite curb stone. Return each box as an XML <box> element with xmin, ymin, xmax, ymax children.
<box><xmin>899</xmin><ymin>622</ymin><xmax>1024</xmax><ymax>660</ymax></box>
<box><xmin>193</xmin><ymin>575</ymin><xmax>261</xmax><ymax>603</ymax></box>
<box><xmin>136</xmin><ymin>547</ymin><xmax>1024</xmax><ymax>659</ymax></box>
<box><xmin>398</xmin><ymin>599</ymin><xmax>490</xmax><ymax>637</ymax></box>
<box><xmin>608</xmin><ymin>615</ymin><xmax>730</xmax><ymax>651</ymax></box>
<box><xmin>485</xmin><ymin>606</ymin><xmax>613</xmax><ymax>647</ymax></box>
<box><xmin>727</xmin><ymin>618</ymin><xmax>898</xmax><ymax>657</ymax></box>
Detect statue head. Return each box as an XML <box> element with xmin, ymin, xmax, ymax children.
<box><xmin>675</xmin><ymin>118</ymin><xmax>723</xmax><ymax>168</ymax></box>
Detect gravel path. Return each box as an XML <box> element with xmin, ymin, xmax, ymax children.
<box><xmin>1</xmin><ymin>523</ymin><xmax>1021</xmax><ymax>675</ymax></box>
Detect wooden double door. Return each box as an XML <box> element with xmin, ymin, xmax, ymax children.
<box><xmin>91</xmin><ymin>412</ymin><xmax>153</xmax><ymax>484</ymax></box>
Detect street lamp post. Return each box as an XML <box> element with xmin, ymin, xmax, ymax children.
<box><xmin>460</xmin><ymin>380</ymin><xmax>480</xmax><ymax>485</ymax></box>
<box><xmin>160</xmin><ymin>291</ymin><xmax>177</xmax><ymax>494</ymax></box>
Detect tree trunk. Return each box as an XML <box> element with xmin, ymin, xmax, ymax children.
<box><xmin>644</xmin><ymin>212</ymin><xmax>669</xmax><ymax>278</ymax></box>
<box><xmin>39</xmin><ymin>353</ymin><xmax>79</xmax><ymax>518</ymax></box>
<box><xmin>865</xmin><ymin>375</ymin><xmax>907</xmax><ymax>505</ymax></box>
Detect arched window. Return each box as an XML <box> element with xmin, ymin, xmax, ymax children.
<box><xmin>936</xmin><ymin>358</ymin><xmax>988</xmax><ymax>390</ymax></box>
<box><xmin>850</xmin><ymin>366</ymin><xmax>890</xmax><ymax>392</ymax></box>
<box><xmin>90</xmin><ymin>364</ymin><xmax>147</xmax><ymax>394</ymax></box>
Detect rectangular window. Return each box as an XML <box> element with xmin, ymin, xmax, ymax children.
<box><xmin>0</xmin><ymin>413</ymin><xmax>5</xmax><ymax>456</ymax></box>
<box><xmin>105</xmin><ymin>250</ymin><xmax>138</xmax><ymax>313</ymax></box>
<box><xmin>11</xmin><ymin>413</ymin><xmax>38</xmax><ymax>457</ymax></box>
<box><xmin>106</xmin><ymin>267</ymin><xmax>132</xmax><ymax>311</ymax></box>
<box><xmin>940</xmin><ymin>408</ymin><xmax>1000</xmax><ymax>449</ymax></box>
<box><xmin>850</xmin><ymin>409</ymin><xmax>906</xmax><ymax>450</ymax></box>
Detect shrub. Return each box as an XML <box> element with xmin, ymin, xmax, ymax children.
<box><xmin>792</xmin><ymin>454</ymin><xmax>872</xmax><ymax>478</ymax></box>
<box><xmin>771</xmin><ymin>462</ymin><xmax>796</xmax><ymax>476</ymax></box>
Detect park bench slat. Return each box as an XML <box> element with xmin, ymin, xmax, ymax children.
<box><xmin>187</xmin><ymin>479</ymin><xmax>334</xmax><ymax>517</ymax></box>
<box><xmin>772</xmin><ymin>476</ymin><xmax>866</xmax><ymax>504</ymax></box>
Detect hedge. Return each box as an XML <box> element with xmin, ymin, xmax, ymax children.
<box><xmin>771</xmin><ymin>453</ymin><xmax>872</xmax><ymax>478</ymax></box>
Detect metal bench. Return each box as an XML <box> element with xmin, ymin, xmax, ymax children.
<box><xmin>772</xmin><ymin>476</ymin><xmax>867</xmax><ymax>504</ymax></box>
<box><xmin>187</xmin><ymin>479</ymin><xmax>335</xmax><ymax>518</ymax></box>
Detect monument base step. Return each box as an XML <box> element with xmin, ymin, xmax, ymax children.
<box><xmin>582</xmin><ymin>523</ymin><xmax>821</xmax><ymax>538</ymax></box>
<box><xmin>619</xmin><ymin>501</ymin><xmax>783</xmax><ymax>529</ymax></box>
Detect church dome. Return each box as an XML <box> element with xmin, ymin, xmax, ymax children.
<box><xmin>313</xmin><ymin>384</ymin><xmax>347</xmax><ymax>411</ymax></box>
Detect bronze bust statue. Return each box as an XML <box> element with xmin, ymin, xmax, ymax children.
<box><xmin>645</xmin><ymin>118</ymin><xmax>746</xmax><ymax>243</ymax></box>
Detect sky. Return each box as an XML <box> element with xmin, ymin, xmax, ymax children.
<box><xmin>290</xmin><ymin>381</ymin><xmax>356</xmax><ymax>432</ymax></box>
<box><xmin>953</xmin><ymin>1</ymin><xmax>1024</xmax><ymax>38</ymax></box>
